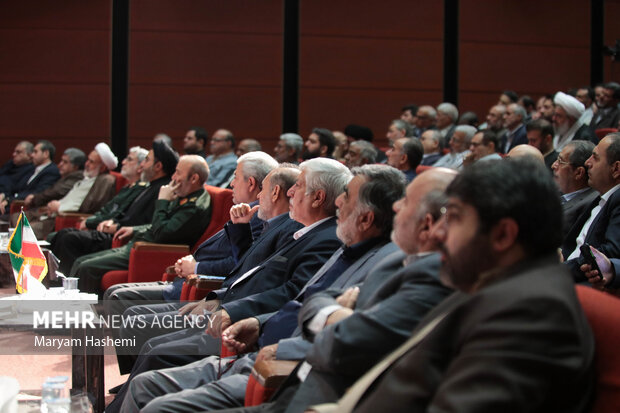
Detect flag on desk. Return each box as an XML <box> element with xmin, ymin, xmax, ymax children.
<box><xmin>7</xmin><ymin>212</ymin><xmax>47</xmax><ymax>294</ymax></box>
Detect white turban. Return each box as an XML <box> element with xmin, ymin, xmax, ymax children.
<box><xmin>94</xmin><ymin>142</ymin><xmax>118</xmax><ymax>170</ymax></box>
<box><xmin>554</xmin><ymin>92</ymin><xmax>585</xmax><ymax>120</ymax></box>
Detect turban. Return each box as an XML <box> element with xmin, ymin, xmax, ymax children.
<box><xmin>94</xmin><ymin>142</ymin><xmax>118</xmax><ymax>170</ymax></box>
<box><xmin>554</xmin><ymin>92</ymin><xmax>585</xmax><ymax>119</ymax></box>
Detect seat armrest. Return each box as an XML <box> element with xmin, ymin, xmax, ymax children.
<box><xmin>132</xmin><ymin>242</ymin><xmax>190</xmax><ymax>253</ymax></box>
<box><xmin>252</xmin><ymin>360</ymin><xmax>298</xmax><ymax>388</ymax></box>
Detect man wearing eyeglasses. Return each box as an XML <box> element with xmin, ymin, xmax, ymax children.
<box><xmin>462</xmin><ymin>130</ymin><xmax>502</xmax><ymax>167</ymax></box>
<box><xmin>551</xmin><ymin>140</ymin><xmax>598</xmax><ymax>239</ymax></box>
<box><xmin>206</xmin><ymin>129</ymin><xmax>238</xmax><ymax>187</ymax></box>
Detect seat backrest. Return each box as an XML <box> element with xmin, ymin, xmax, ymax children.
<box><xmin>190</xmin><ymin>185</ymin><xmax>234</xmax><ymax>252</ymax></box>
<box><xmin>595</xmin><ymin>128</ymin><xmax>618</xmax><ymax>141</ymax></box>
<box><xmin>575</xmin><ymin>285</ymin><xmax>620</xmax><ymax>412</ymax></box>
<box><xmin>415</xmin><ymin>165</ymin><xmax>434</xmax><ymax>175</ymax></box>
<box><xmin>109</xmin><ymin>171</ymin><xmax>128</xmax><ymax>193</ymax></box>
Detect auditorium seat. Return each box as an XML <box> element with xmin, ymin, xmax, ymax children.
<box><xmin>100</xmin><ymin>185</ymin><xmax>233</xmax><ymax>291</ymax></box>
<box><xmin>575</xmin><ymin>285</ymin><xmax>620</xmax><ymax>413</ymax></box>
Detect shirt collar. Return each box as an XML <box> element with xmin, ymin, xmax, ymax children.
<box><xmin>601</xmin><ymin>183</ymin><xmax>620</xmax><ymax>203</ymax></box>
<box><xmin>293</xmin><ymin>216</ymin><xmax>332</xmax><ymax>240</ymax></box>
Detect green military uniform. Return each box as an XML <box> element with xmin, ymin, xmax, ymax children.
<box><xmin>71</xmin><ymin>187</ymin><xmax>212</xmax><ymax>295</ymax></box>
<box><xmin>84</xmin><ymin>181</ymin><xmax>149</xmax><ymax>229</ymax></box>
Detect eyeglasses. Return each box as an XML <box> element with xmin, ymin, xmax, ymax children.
<box><xmin>555</xmin><ymin>156</ymin><xmax>579</xmax><ymax>168</ymax></box>
<box><xmin>211</xmin><ymin>138</ymin><xmax>228</xmax><ymax>142</ymax></box>
<box><xmin>470</xmin><ymin>142</ymin><xmax>483</xmax><ymax>147</ymax></box>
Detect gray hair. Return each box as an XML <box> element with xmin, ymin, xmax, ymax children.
<box><xmin>268</xmin><ymin>164</ymin><xmax>300</xmax><ymax>198</ymax></box>
<box><xmin>18</xmin><ymin>141</ymin><xmax>34</xmax><ymax>154</ymax></box>
<box><xmin>391</xmin><ymin>119</ymin><xmax>413</xmax><ymax>137</ymax></box>
<box><xmin>425</xmin><ymin>129</ymin><xmax>442</xmax><ymax>144</ymax></box>
<box><xmin>454</xmin><ymin>125</ymin><xmax>478</xmax><ymax>142</ymax></box>
<box><xmin>419</xmin><ymin>105</ymin><xmax>437</xmax><ymax>120</ymax></box>
<box><xmin>300</xmin><ymin>158</ymin><xmax>353</xmax><ymax>215</ymax></box>
<box><xmin>153</xmin><ymin>133</ymin><xmax>172</xmax><ymax>147</ymax></box>
<box><xmin>280</xmin><ymin>133</ymin><xmax>304</xmax><ymax>153</ymax></box>
<box><xmin>238</xmin><ymin>151</ymin><xmax>279</xmax><ymax>189</ymax></box>
<box><xmin>129</xmin><ymin>146</ymin><xmax>149</xmax><ymax>163</ymax></box>
<box><xmin>181</xmin><ymin>154</ymin><xmax>209</xmax><ymax>184</ymax></box>
<box><xmin>64</xmin><ymin>147</ymin><xmax>86</xmax><ymax>170</ymax></box>
<box><xmin>509</xmin><ymin>103</ymin><xmax>527</xmax><ymax>120</ymax></box>
<box><xmin>437</xmin><ymin>102</ymin><xmax>459</xmax><ymax>123</ymax></box>
<box><xmin>351</xmin><ymin>164</ymin><xmax>407</xmax><ymax>238</ymax></box>
<box><xmin>349</xmin><ymin>140</ymin><xmax>378</xmax><ymax>164</ymax></box>
<box><xmin>417</xmin><ymin>190</ymin><xmax>450</xmax><ymax>222</ymax></box>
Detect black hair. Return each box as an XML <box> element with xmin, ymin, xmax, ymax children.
<box><xmin>37</xmin><ymin>140</ymin><xmax>56</xmax><ymax>161</ymax></box>
<box><xmin>446</xmin><ymin>158</ymin><xmax>563</xmax><ymax>257</ymax></box>
<box><xmin>312</xmin><ymin>128</ymin><xmax>336</xmax><ymax>157</ymax></box>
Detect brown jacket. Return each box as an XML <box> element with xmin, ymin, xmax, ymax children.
<box><xmin>31</xmin><ymin>170</ymin><xmax>84</xmax><ymax>207</ymax></box>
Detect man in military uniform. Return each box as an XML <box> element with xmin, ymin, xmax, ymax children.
<box><xmin>71</xmin><ymin>154</ymin><xmax>213</xmax><ymax>295</ymax></box>
<box><xmin>50</xmin><ymin>144</ymin><xmax>172</xmax><ymax>274</ymax></box>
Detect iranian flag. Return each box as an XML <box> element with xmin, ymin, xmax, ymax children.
<box><xmin>7</xmin><ymin>212</ymin><xmax>47</xmax><ymax>294</ymax></box>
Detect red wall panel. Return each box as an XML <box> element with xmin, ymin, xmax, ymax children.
<box><xmin>298</xmin><ymin>0</ymin><xmax>444</xmax><ymax>148</ymax></box>
<box><xmin>459</xmin><ymin>0</ymin><xmax>590</xmax><ymax>122</ymax></box>
<box><xmin>127</xmin><ymin>0</ymin><xmax>283</xmax><ymax>154</ymax></box>
<box><xmin>0</xmin><ymin>0</ymin><xmax>110</xmax><ymax>160</ymax></box>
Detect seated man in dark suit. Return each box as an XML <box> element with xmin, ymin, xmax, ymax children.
<box><xmin>114</xmin><ymin>164</ymin><xmax>407</xmax><ymax>412</ymax></box>
<box><xmin>71</xmin><ymin>153</ymin><xmax>212</xmax><ymax>294</ymax></box>
<box><xmin>49</xmin><ymin>146</ymin><xmax>152</xmax><ymax>275</ymax></box>
<box><xmin>103</xmin><ymin>151</ymin><xmax>279</xmax><ymax>318</ymax></box>
<box><xmin>0</xmin><ymin>141</ymin><xmax>34</xmax><ymax>208</ymax></box>
<box><xmin>118</xmin><ymin>168</ymin><xmax>458</xmax><ymax>413</ymax></box>
<box><xmin>563</xmin><ymin>133</ymin><xmax>620</xmax><ymax>283</ymax></box>
<box><xmin>419</xmin><ymin>130</ymin><xmax>443</xmax><ymax>166</ymax></box>
<box><xmin>105</xmin><ymin>159</ymin><xmax>350</xmax><ymax>412</ymax></box>
<box><xmin>2</xmin><ymin>140</ymin><xmax>60</xmax><ymax>214</ymax></box>
<box><xmin>551</xmin><ymin>140</ymin><xmax>597</xmax><ymax>239</ymax></box>
<box><xmin>307</xmin><ymin>158</ymin><xmax>594</xmax><ymax>413</ymax></box>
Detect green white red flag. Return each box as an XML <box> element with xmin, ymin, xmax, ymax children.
<box><xmin>7</xmin><ymin>212</ymin><xmax>47</xmax><ymax>293</ymax></box>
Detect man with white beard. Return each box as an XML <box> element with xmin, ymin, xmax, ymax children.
<box><xmin>552</xmin><ymin>92</ymin><xmax>597</xmax><ymax>151</ymax></box>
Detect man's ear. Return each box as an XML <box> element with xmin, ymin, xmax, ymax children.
<box><xmin>490</xmin><ymin>217</ymin><xmax>519</xmax><ymax>253</ymax></box>
<box><xmin>272</xmin><ymin>184</ymin><xmax>281</xmax><ymax>202</ymax></box>
<box><xmin>320</xmin><ymin>145</ymin><xmax>328</xmax><ymax>157</ymax></box>
<box><xmin>573</xmin><ymin>165</ymin><xmax>586</xmax><ymax>181</ymax></box>
<box><xmin>611</xmin><ymin>160</ymin><xmax>620</xmax><ymax>180</ymax></box>
<box><xmin>356</xmin><ymin>209</ymin><xmax>375</xmax><ymax>233</ymax></box>
<box><xmin>247</xmin><ymin>176</ymin><xmax>258</xmax><ymax>193</ymax></box>
<box><xmin>416</xmin><ymin>213</ymin><xmax>435</xmax><ymax>245</ymax></box>
<box><xmin>312</xmin><ymin>189</ymin><xmax>327</xmax><ymax>208</ymax></box>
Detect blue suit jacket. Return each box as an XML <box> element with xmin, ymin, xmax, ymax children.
<box><xmin>163</xmin><ymin>201</ymin><xmax>265</xmax><ymax>301</ymax></box>
<box><xmin>219</xmin><ymin>217</ymin><xmax>342</xmax><ymax>322</ymax></box>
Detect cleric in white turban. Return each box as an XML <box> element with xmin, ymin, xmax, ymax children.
<box><xmin>552</xmin><ymin>91</ymin><xmax>593</xmax><ymax>151</ymax></box>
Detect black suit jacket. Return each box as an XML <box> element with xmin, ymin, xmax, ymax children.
<box><xmin>12</xmin><ymin>163</ymin><xmax>61</xmax><ymax>201</ymax></box>
<box><xmin>562</xmin><ymin>187</ymin><xmax>620</xmax><ymax>280</ymax></box>
<box><xmin>501</xmin><ymin>123</ymin><xmax>528</xmax><ymax>153</ymax></box>
<box><xmin>220</xmin><ymin>217</ymin><xmax>341</xmax><ymax>322</ymax></box>
<box><xmin>561</xmin><ymin>187</ymin><xmax>599</xmax><ymax>239</ymax></box>
<box><xmin>348</xmin><ymin>255</ymin><xmax>595</xmax><ymax>413</ymax></box>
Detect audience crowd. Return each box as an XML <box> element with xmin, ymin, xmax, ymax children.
<box><xmin>2</xmin><ymin>84</ymin><xmax>620</xmax><ymax>412</ymax></box>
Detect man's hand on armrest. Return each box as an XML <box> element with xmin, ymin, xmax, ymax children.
<box><xmin>175</xmin><ymin>254</ymin><xmax>197</xmax><ymax>278</ymax></box>
<box><xmin>222</xmin><ymin>317</ymin><xmax>260</xmax><ymax>353</ymax></box>
<box><xmin>255</xmin><ymin>344</ymin><xmax>278</xmax><ymax>363</ymax></box>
